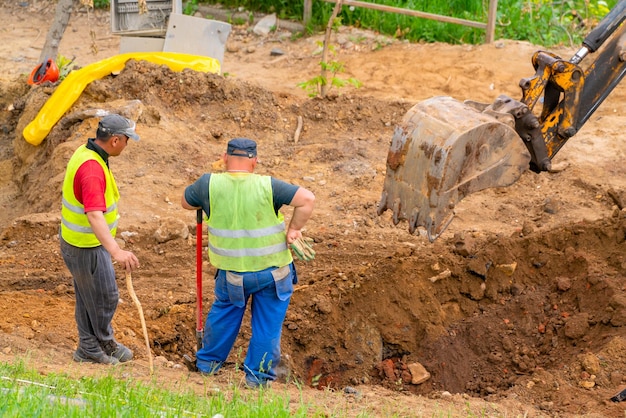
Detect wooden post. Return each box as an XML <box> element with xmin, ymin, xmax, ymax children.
<box><xmin>304</xmin><ymin>0</ymin><xmax>312</xmax><ymax>26</ymax></box>
<box><xmin>485</xmin><ymin>0</ymin><xmax>498</xmax><ymax>44</ymax></box>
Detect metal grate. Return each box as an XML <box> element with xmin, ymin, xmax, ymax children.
<box><xmin>111</xmin><ymin>0</ymin><xmax>181</xmax><ymax>36</ymax></box>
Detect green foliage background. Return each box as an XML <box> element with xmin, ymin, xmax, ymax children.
<box><xmin>96</xmin><ymin>1</ymin><xmax>617</xmax><ymax>46</ymax></box>
<box><xmin>184</xmin><ymin>0</ymin><xmax>617</xmax><ymax>46</ymax></box>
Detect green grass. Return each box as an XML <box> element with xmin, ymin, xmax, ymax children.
<box><xmin>0</xmin><ymin>357</ymin><xmax>525</xmax><ymax>417</ymax></box>
<box><xmin>193</xmin><ymin>0</ymin><xmax>617</xmax><ymax>47</ymax></box>
<box><xmin>0</xmin><ymin>359</ymin><xmax>321</xmax><ymax>417</ymax></box>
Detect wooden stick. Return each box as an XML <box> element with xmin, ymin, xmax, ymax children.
<box><xmin>294</xmin><ymin>115</ymin><xmax>303</xmax><ymax>143</ymax></box>
<box><xmin>125</xmin><ymin>271</ymin><xmax>154</xmax><ymax>374</ymax></box>
<box><xmin>319</xmin><ymin>0</ymin><xmax>488</xmax><ymax>29</ymax></box>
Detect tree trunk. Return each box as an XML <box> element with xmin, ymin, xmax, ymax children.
<box><xmin>38</xmin><ymin>0</ymin><xmax>75</xmax><ymax>63</ymax></box>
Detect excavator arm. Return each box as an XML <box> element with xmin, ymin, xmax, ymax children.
<box><xmin>378</xmin><ymin>1</ymin><xmax>626</xmax><ymax>241</ymax></box>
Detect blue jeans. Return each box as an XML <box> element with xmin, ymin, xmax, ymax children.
<box><xmin>196</xmin><ymin>264</ymin><xmax>296</xmax><ymax>384</ymax></box>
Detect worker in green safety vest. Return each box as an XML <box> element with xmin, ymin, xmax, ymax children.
<box><xmin>182</xmin><ymin>137</ymin><xmax>315</xmax><ymax>388</ymax></box>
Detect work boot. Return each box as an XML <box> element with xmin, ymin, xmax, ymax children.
<box><xmin>197</xmin><ymin>360</ymin><xmax>223</xmax><ymax>376</ymax></box>
<box><xmin>73</xmin><ymin>347</ymin><xmax>119</xmax><ymax>365</ymax></box>
<box><xmin>244</xmin><ymin>375</ymin><xmax>271</xmax><ymax>389</ymax></box>
<box><xmin>100</xmin><ymin>340</ymin><xmax>133</xmax><ymax>362</ymax></box>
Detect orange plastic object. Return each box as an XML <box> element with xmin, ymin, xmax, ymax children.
<box><xmin>23</xmin><ymin>52</ymin><xmax>221</xmax><ymax>146</ymax></box>
<box><xmin>27</xmin><ymin>58</ymin><xmax>60</xmax><ymax>85</ymax></box>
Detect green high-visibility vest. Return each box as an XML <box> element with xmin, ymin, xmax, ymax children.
<box><xmin>208</xmin><ymin>173</ymin><xmax>292</xmax><ymax>272</ymax></box>
<box><xmin>60</xmin><ymin>144</ymin><xmax>119</xmax><ymax>247</ymax></box>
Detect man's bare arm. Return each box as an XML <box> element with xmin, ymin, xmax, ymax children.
<box><xmin>286</xmin><ymin>187</ymin><xmax>315</xmax><ymax>243</ymax></box>
<box><xmin>87</xmin><ymin>210</ymin><xmax>139</xmax><ymax>271</ymax></box>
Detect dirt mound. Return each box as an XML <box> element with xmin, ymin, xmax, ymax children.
<box><xmin>2</xmin><ymin>3</ymin><xmax>626</xmax><ymax>417</ymax></box>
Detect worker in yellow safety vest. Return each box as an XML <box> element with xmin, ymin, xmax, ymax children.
<box><xmin>60</xmin><ymin>114</ymin><xmax>140</xmax><ymax>365</ymax></box>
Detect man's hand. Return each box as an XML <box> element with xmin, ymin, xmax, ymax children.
<box><xmin>112</xmin><ymin>248</ymin><xmax>140</xmax><ymax>271</ymax></box>
<box><xmin>286</xmin><ymin>227</ymin><xmax>303</xmax><ymax>244</ymax></box>
<box><xmin>290</xmin><ymin>237</ymin><xmax>315</xmax><ymax>261</ymax></box>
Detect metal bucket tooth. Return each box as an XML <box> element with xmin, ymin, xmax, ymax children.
<box><xmin>378</xmin><ymin>96</ymin><xmax>531</xmax><ymax>240</ymax></box>
<box><xmin>391</xmin><ymin>198</ymin><xmax>401</xmax><ymax>225</ymax></box>
<box><xmin>408</xmin><ymin>207</ymin><xmax>420</xmax><ymax>235</ymax></box>
<box><xmin>376</xmin><ymin>190</ymin><xmax>388</xmax><ymax>216</ymax></box>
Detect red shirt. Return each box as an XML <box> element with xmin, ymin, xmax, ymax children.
<box><xmin>74</xmin><ymin>160</ymin><xmax>107</xmax><ymax>212</ymax></box>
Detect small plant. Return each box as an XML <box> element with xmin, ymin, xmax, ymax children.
<box><xmin>310</xmin><ymin>373</ymin><xmax>322</xmax><ymax>387</ymax></box>
<box><xmin>92</xmin><ymin>0</ymin><xmax>109</xmax><ymax>9</ymax></box>
<box><xmin>298</xmin><ymin>7</ymin><xmax>362</xmax><ymax>98</ymax></box>
<box><xmin>228</xmin><ymin>14</ymin><xmax>248</xmax><ymax>26</ymax></box>
<box><xmin>290</xmin><ymin>31</ymin><xmax>304</xmax><ymax>41</ymax></box>
<box><xmin>297</xmin><ymin>45</ymin><xmax>362</xmax><ymax>98</ymax></box>
<box><xmin>55</xmin><ymin>54</ymin><xmax>75</xmax><ymax>82</ymax></box>
<box><xmin>348</xmin><ymin>34</ymin><xmax>367</xmax><ymax>44</ymax></box>
<box><xmin>183</xmin><ymin>0</ymin><xmax>199</xmax><ymax>16</ymax></box>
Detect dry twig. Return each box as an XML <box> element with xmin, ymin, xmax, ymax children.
<box><xmin>294</xmin><ymin>115</ymin><xmax>303</xmax><ymax>143</ymax></box>
<box><xmin>125</xmin><ymin>271</ymin><xmax>154</xmax><ymax>374</ymax></box>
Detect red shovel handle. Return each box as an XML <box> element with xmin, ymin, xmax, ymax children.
<box><xmin>196</xmin><ymin>209</ymin><xmax>204</xmax><ymax>349</ymax></box>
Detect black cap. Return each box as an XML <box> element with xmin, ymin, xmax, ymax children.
<box><xmin>98</xmin><ymin>114</ymin><xmax>140</xmax><ymax>141</ymax></box>
<box><xmin>227</xmin><ymin>138</ymin><xmax>257</xmax><ymax>158</ymax></box>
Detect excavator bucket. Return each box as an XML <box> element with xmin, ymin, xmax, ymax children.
<box><xmin>377</xmin><ymin>96</ymin><xmax>531</xmax><ymax>241</ymax></box>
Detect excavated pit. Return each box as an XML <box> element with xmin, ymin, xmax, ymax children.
<box><xmin>1</xmin><ymin>56</ymin><xmax>626</xmax><ymax>417</ymax></box>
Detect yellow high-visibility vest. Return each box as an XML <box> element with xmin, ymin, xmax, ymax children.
<box><xmin>60</xmin><ymin>144</ymin><xmax>119</xmax><ymax>247</ymax></box>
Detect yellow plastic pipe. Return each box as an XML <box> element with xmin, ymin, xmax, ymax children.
<box><xmin>23</xmin><ymin>52</ymin><xmax>221</xmax><ymax>146</ymax></box>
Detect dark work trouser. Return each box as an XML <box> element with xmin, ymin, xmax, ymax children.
<box><xmin>60</xmin><ymin>237</ymin><xmax>118</xmax><ymax>356</ymax></box>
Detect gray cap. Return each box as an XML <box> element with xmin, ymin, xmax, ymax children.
<box><xmin>227</xmin><ymin>138</ymin><xmax>257</xmax><ymax>158</ymax></box>
<box><xmin>98</xmin><ymin>114</ymin><xmax>140</xmax><ymax>141</ymax></box>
